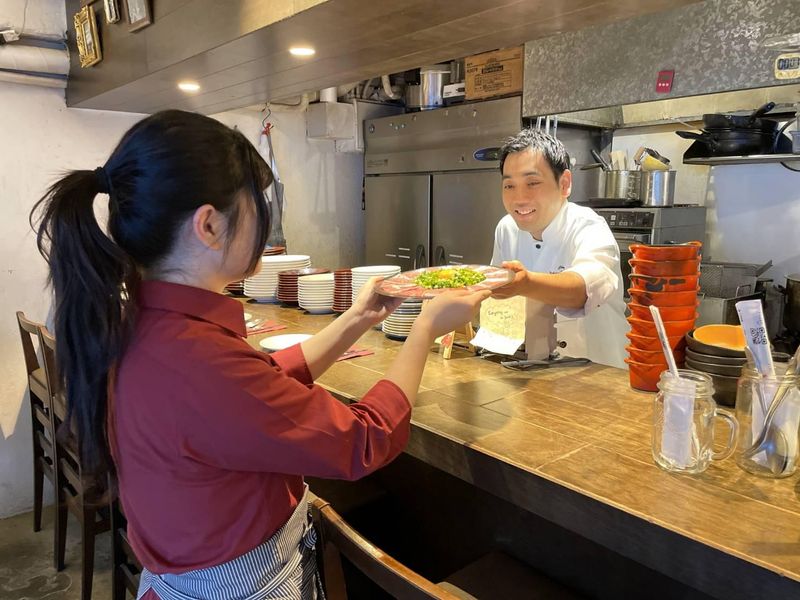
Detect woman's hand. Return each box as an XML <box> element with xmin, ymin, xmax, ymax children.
<box><xmin>413</xmin><ymin>289</ymin><xmax>491</xmax><ymax>338</ymax></box>
<box><xmin>348</xmin><ymin>276</ymin><xmax>404</xmax><ymax>326</ymax></box>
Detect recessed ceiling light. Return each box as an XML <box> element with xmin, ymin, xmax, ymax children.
<box><xmin>289</xmin><ymin>46</ymin><xmax>315</xmax><ymax>57</ymax></box>
<box><xmin>178</xmin><ymin>81</ymin><xmax>200</xmax><ymax>92</ymax></box>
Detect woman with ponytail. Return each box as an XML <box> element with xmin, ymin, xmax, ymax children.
<box><xmin>31</xmin><ymin>110</ymin><xmax>489</xmax><ymax>599</ymax></box>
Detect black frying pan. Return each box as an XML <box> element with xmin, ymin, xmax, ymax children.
<box><xmin>676</xmin><ymin>129</ymin><xmax>776</xmax><ymax>156</ymax></box>
<box><xmin>702</xmin><ymin>102</ymin><xmax>779</xmax><ymax>133</ymax></box>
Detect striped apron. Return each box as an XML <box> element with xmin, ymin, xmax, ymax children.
<box><xmin>137</xmin><ymin>486</ymin><xmax>324</xmax><ymax>600</ymax></box>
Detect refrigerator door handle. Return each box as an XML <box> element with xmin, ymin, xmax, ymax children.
<box><xmin>414</xmin><ymin>244</ymin><xmax>426</xmax><ymax>270</ymax></box>
<box><xmin>434</xmin><ymin>245</ymin><xmax>447</xmax><ymax>266</ymax></box>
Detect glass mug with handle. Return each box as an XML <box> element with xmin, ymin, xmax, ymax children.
<box><xmin>652</xmin><ymin>370</ymin><xmax>739</xmax><ymax>474</ymax></box>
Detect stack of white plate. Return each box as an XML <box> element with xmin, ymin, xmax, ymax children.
<box><xmin>298</xmin><ymin>273</ymin><xmax>335</xmax><ymax>314</ymax></box>
<box><xmin>382</xmin><ymin>300</ymin><xmax>423</xmax><ymax>340</ymax></box>
<box><xmin>351</xmin><ymin>265</ymin><xmax>401</xmax><ymax>303</ymax></box>
<box><xmin>244</xmin><ymin>254</ymin><xmax>311</xmax><ymax>302</ymax></box>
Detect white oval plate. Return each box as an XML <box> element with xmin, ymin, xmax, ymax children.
<box><xmin>259</xmin><ymin>333</ymin><xmax>312</xmax><ymax>352</ymax></box>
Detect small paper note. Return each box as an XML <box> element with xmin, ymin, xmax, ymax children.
<box><xmin>471</xmin><ymin>297</ymin><xmax>526</xmax><ymax>356</ymax></box>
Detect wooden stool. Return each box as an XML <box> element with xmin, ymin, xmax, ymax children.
<box><xmin>39</xmin><ymin>327</ymin><xmax>111</xmax><ymax>600</ymax></box>
<box><xmin>111</xmin><ymin>499</ymin><xmax>141</xmax><ymax>600</ymax></box>
<box><xmin>16</xmin><ymin>312</ymin><xmax>57</xmax><ymax>537</ymax></box>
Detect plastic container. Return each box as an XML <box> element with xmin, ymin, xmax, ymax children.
<box><xmin>628</xmin><ymin>302</ymin><xmax>699</xmax><ymax>321</ymax></box>
<box><xmin>629</xmin><ymin>274</ymin><xmax>700</xmax><ymax>293</ymax></box>
<box><xmin>629</xmin><ymin>258</ymin><xmax>701</xmax><ymax>277</ymax></box>
<box><xmin>627</xmin><ymin>288</ymin><xmax>699</xmax><ymax>307</ymax></box>
<box><xmin>629</xmin><ymin>241</ymin><xmax>702</xmax><ymax>261</ymax></box>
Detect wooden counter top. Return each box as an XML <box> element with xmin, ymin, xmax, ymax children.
<box><xmin>242</xmin><ymin>301</ymin><xmax>800</xmax><ymax>599</ymax></box>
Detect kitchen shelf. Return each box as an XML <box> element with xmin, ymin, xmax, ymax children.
<box><xmin>683</xmin><ymin>153</ymin><xmax>800</xmax><ymax>166</ymax></box>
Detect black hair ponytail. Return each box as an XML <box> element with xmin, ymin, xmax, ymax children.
<box><xmin>31</xmin><ymin>110</ymin><xmax>273</xmax><ymax>490</ymax></box>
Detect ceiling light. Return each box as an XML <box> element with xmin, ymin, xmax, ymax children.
<box><xmin>289</xmin><ymin>46</ymin><xmax>315</xmax><ymax>57</ymax></box>
<box><xmin>178</xmin><ymin>81</ymin><xmax>200</xmax><ymax>92</ymax></box>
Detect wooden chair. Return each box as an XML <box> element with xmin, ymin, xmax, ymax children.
<box><xmin>310</xmin><ymin>496</ymin><xmax>584</xmax><ymax>600</ymax></box>
<box><xmin>39</xmin><ymin>326</ymin><xmax>111</xmax><ymax>600</ymax></box>
<box><xmin>16</xmin><ymin>312</ymin><xmax>57</xmax><ymax>537</ymax></box>
<box><xmin>111</xmin><ymin>499</ymin><xmax>142</xmax><ymax>600</ymax></box>
<box><xmin>310</xmin><ymin>496</ymin><xmax>462</xmax><ymax>600</ymax></box>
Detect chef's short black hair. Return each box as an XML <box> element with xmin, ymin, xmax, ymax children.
<box><xmin>499</xmin><ymin>129</ymin><xmax>571</xmax><ymax>181</ymax></box>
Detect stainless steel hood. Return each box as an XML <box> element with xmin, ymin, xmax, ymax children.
<box><xmin>364</xmin><ymin>97</ymin><xmax>521</xmax><ymax>174</ymax></box>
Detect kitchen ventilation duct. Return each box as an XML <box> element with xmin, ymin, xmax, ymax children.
<box><xmin>0</xmin><ymin>41</ymin><xmax>69</xmax><ymax>88</ymax></box>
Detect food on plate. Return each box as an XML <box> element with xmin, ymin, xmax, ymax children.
<box><xmin>414</xmin><ymin>267</ymin><xmax>487</xmax><ymax>289</ymax></box>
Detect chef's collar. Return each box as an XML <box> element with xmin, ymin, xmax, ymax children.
<box><xmin>540</xmin><ymin>200</ymin><xmax>570</xmax><ymax>245</ymax></box>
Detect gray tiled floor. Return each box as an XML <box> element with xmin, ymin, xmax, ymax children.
<box><xmin>0</xmin><ymin>506</ymin><xmax>112</xmax><ymax>599</ymax></box>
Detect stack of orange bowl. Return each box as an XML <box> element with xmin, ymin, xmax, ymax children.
<box><xmin>624</xmin><ymin>241</ymin><xmax>702</xmax><ymax>391</ymax></box>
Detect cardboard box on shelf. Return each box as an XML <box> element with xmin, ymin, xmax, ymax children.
<box><xmin>465</xmin><ymin>46</ymin><xmax>524</xmax><ymax>101</ymax></box>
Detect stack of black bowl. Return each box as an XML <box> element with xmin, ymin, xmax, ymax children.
<box><xmin>685</xmin><ymin>329</ymin><xmax>789</xmax><ymax>406</ymax></box>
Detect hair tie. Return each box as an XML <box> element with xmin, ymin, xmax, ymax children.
<box><xmin>94</xmin><ymin>166</ymin><xmax>113</xmax><ymax>195</ymax></box>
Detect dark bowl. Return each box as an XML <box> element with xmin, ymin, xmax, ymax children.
<box><xmin>685</xmin><ymin>357</ymin><xmax>742</xmax><ymax>378</ymax></box>
<box><xmin>685</xmin><ymin>347</ymin><xmax>789</xmax><ymax>366</ymax></box>
<box><xmin>684</xmin><ymin>330</ymin><xmax>744</xmax><ymax>358</ymax></box>
<box><xmin>686</xmin><ymin>367</ymin><xmax>737</xmax><ymax>407</ymax></box>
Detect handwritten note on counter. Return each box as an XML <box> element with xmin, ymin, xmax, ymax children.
<box><xmin>471</xmin><ymin>296</ymin><xmax>526</xmax><ymax>356</ymax></box>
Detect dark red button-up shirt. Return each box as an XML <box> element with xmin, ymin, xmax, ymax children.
<box><xmin>111</xmin><ymin>281</ymin><xmax>410</xmax><ymax>584</ymax></box>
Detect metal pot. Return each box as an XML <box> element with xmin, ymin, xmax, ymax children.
<box><xmin>785</xmin><ymin>274</ymin><xmax>800</xmax><ymax>333</ymax></box>
<box><xmin>404</xmin><ymin>84</ymin><xmax>423</xmax><ymax>110</ymax></box>
<box><xmin>419</xmin><ymin>64</ymin><xmax>450</xmax><ymax>110</ymax></box>
<box><xmin>639</xmin><ymin>170</ymin><xmax>676</xmax><ymax>207</ymax></box>
<box><xmin>604</xmin><ymin>170</ymin><xmax>641</xmax><ymax>200</ymax></box>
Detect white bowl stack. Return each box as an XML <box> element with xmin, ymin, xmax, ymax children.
<box><xmin>350</xmin><ymin>265</ymin><xmax>401</xmax><ymax>303</ymax></box>
<box><xmin>298</xmin><ymin>273</ymin><xmax>335</xmax><ymax>314</ymax></box>
<box><xmin>382</xmin><ymin>300</ymin><xmax>423</xmax><ymax>340</ymax></box>
<box><xmin>244</xmin><ymin>254</ymin><xmax>311</xmax><ymax>302</ymax></box>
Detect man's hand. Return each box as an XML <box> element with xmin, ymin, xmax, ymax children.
<box><xmin>492</xmin><ymin>260</ymin><xmax>531</xmax><ymax>299</ymax></box>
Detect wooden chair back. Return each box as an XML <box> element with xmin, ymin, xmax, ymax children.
<box><xmin>310</xmin><ymin>497</ymin><xmax>460</xmax><ymax>600</ymax></box>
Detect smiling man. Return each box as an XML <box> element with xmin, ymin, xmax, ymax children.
<box><xmin>490</xmin><ymin>129</ymin><xmax>628</xmax><ymax>368</ymax></box>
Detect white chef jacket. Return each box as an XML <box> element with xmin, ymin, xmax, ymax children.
<box><xmin>491</xmin><ymin>201</ymin><xmax>629</xmax><ymax>368</ymax></box>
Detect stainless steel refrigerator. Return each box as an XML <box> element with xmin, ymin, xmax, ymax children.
<box><xmin>364</xmin><ymin>97</ymin><xmax>600</xmax><ymax>269</ymax></box>
<box><xmin>364</xmin><ymin>97</ymin><xmax>521</xmax><ymax>270</ymax></box>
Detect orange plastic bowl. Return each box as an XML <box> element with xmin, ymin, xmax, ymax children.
<box><xmin>629</xmin><ymin>258</ymin><xmax>701</xmax><ymax>277</ymax></box>
<box><xmin>626</xmin><ymin>332</ymin><xmax>687</xmax><ymax>353</ymax></box>
<box><xmin>626</xmin><ymin>359</ymin><xmax>665</xmax><ymax>392</ymax></box>
<box><xmin>627</xmin><ymin>315</ymin><xmax>697</xmax><ymax>338</ymax></box>
<box><xmin>628</xmin><ymin>302</ymin><xmax>699</xmax><ymax>321</ymax></box>
<box><xmin>627</xmin><ymin>288</ymin><xmax>699</xmax><ymax>307</ymax></box>
<box><xmin>629</xmin><ymin>274</ymin><xmax>700</xmax><ymax>293</ymax></box>
<box><xmin>626</xmin><ymin>345</ymin><xmax>685</xmax><ymax>365</ymax></box>
<box><xmin>628</xmin><ymin>241</ymin><xmax>702</xmax><ymax>261</ymax></box>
